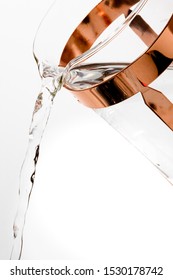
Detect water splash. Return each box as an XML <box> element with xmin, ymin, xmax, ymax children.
<box><xmin>10</xmin><ymin>63</ymin><xmax>65</xmax><ymax>260</ymax></box>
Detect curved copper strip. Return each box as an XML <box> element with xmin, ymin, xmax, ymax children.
<box><xmin>60</xmin><ymin>1</ymin><xmax>173</xmax><ymax>130</ymax></box>
<box><xmin>60</xmin><ymin>0</ymin><xmax>156</xmax><ymax>65</ymax></box>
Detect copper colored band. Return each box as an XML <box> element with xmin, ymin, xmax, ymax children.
<box><xmin>60</xmin><ymin>0</ymin><xmax>156</xmax><ymax>65</ymax></box>
<box><xmin>60</xmin><ymin>1</ymin><xmax>173</xmax><ymax>130</ymax></box>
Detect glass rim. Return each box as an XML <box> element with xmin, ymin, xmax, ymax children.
<box><xmin>60</xmin><ymin>0</ymin><xmax>148</xmax><ymax>70</ymax></box>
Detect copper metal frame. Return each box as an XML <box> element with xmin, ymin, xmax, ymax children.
<box><xmin>60</xmin><ymin>0</ymin><xmax>173</xmax><ymax>130</ymax></box>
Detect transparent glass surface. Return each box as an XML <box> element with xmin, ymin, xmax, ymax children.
<box><xmin>33</xmin><ymin>0</ymin><xmax>149</xmax><ymax>79</ymax></box>
<box><xmin>96</xmin><ymin>69</ymin><xmax>173</xmax><ymax>184</ymax></box>
<box><xmin>65</xmin><ymin>0</ymin><xmax>173</xmax><ymax>90</ymax></box>
<box><xmin>61</xmin><ymin>0</ymin><xmax>173</xmax><ymax>184</ymax></box>
<box><xmin>32</xmin><ymin>0</ymin><xmax>173</xmax><ymax>184</ymax></box>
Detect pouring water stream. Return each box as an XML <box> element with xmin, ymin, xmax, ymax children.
<box><xmin>10</xmin><ymin>64</ymin><xmax>65</xmax><ymax>259</ymax></box>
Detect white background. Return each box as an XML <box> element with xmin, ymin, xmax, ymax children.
<box><xmin>0</xmin><ymin>0</ymin><xmax>173</xmax><ymax>271</ymax></box>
